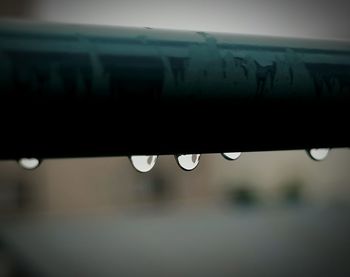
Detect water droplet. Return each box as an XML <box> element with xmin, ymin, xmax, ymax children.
<box><xmin>176</xmin><ymin>154</ymin><xmax>200</xmax><ymax>171</ymax></box>
<box><xmin>18</xmin><ymin>158</ymin><xmax>41</xmax><ymax>170</ymax></box>
<box><xmin>306</xmin><ymin>148</ymin><xmax>330</xmax><ymax>161</ymax></box>
<box><xmin>222</xmin><ymin>152</ymin><xmax>241</xmax><ymax>160</ymax></box>
<box><xmin>130</xmin><ymin>155</ymin><xmax>158</xmax><ymax>172</ymax></box>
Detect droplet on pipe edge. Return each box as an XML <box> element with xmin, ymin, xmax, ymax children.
<box><xmin>306</xmin><ymin>148</ymin><xmax>330</xmax><ymax>161</ymax></box>
<box><xmin>130</xmin><ymin>155</ymin><xmax>158</xmax><ymax>172</ymax></box>
<box><xmin>18</xmin><ymin>158</ymin><xmax>41</xmax><ymax>170</ymax></box>
<box><xmin>222</xmin><ymin>152</ymin><xmax>241</xmax><ymax>160</ymax></box>
<box><xmin>176</xmin><ymin>154</ymin><xmax>201</xmax><ymax>171</ymax></box>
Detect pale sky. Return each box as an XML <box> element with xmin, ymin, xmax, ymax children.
<box><xmin>31</xmin><ymin>0</ymin><xmax>350</xmax><ymax>39</ymax></box>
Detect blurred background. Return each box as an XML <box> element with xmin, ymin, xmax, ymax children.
<box><xmin>1</xmin><ymin>1</ymin><xmax>350</xmax><ymax>276</ymax></box>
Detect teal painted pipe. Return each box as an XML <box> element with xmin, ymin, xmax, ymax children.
<box><xmin>0</xmin><ymin>19</ymin><xmax>349</xmax><ymax>159</ymax></box>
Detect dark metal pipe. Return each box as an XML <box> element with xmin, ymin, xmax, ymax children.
<box><xmin>0</xmin><ymin>19</ymin><xmax>349</xmax><ymax>159</ymax></box>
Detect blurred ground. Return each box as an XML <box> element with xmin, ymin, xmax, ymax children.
<box><xmin>1</xmin><ymin>206</ymin><xmax>350</xmax><ymax>277</ymax></box>
<box><xmin>1</xmin><ymin>150</ymin><xmax>350</xmax><ymax>276</ymax></box>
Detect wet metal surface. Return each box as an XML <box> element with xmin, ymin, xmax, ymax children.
<box><xmin>0</xmin><ymin>20</ymin><xmax>349</xmax><ymax>159</ymax></box>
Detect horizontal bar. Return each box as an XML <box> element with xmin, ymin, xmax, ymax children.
<box><xmin>0</xmin><ymin>19</ymin><xmax>349</xmax><ymax>159</ymax></box>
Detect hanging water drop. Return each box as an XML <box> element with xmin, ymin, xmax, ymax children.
<box><xmin>176</xmin><ymin>154</ymin><xmax>200</xmax><ymax>171</ymax></box>
<box><xmin>222</xmin><ymin>152</ymin><xmax>241</xmax><ymax>160</ymax></box>
<box><xmin>130</xmin><ymin>155</ymin><xmax>158</xmax><ymax>172</ymax></box>
<box><xmin>18</xmin><ymin>158</ymin><xmax>41</xmax><ymax>170</ymax></box>
<box><xmin>306</xmin><ymin>148</ymin><xmax>330</xmax><ymax>161</ymax></box>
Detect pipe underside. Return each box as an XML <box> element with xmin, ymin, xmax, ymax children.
<box><xmin>0</xmin><ymin>20</ymin><xmax>349</xmax><ymax>159</ymax></box>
